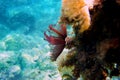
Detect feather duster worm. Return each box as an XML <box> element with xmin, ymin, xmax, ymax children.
<box><xmin>44</xmin><ymin>24</ymin><xmax>67</xmax><ymax>61</ymax></box>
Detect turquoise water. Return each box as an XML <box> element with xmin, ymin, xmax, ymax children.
<box><xmin>0</xmin><ymin>0</ymin><xmax>120</xmax><ymax>80</ymax></box>
<box><xmin>0</xmin><ymin>0</ymin><xmax>61</xmax><ymax>80</ymax></box>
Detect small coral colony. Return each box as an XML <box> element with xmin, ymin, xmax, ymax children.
<box><xmin>44</xmin><ymin>0</ymin><xmax>120</xmax><ymax>80</ymax></box>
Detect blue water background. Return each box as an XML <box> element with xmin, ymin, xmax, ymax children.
<box><xmin>0</xmin><ymin>0</ymin><xmax>120</xmax><ymax>80</ymax></box>
<box><xmin>0</xmin><ymin>0</ymin><xmax>61</xmax><ymax>80</ymax></box>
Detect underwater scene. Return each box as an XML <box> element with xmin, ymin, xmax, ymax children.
<box><xmin>0</xmin><ymin>0</ymin><xmax>61</xmax><ymax>80</ymax></box>
<box><xmin>0</xmin><ymin>0</ymin><xmax>120</xmax><ymax>80</ymax></box>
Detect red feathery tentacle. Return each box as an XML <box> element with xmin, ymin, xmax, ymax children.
<box><xmin>50</xmin><ymin>44</ymin><xmax>65</xmax><ymax>61</ymax></box>
<box><xmin>49</xmin><ymin>25</ymin><xmax>65</xmax><ymax>38</ymax></box>
<box><xmin>44</xmin><ymin>24</ymin><xmax>67</xmax><ymax>61</ymax></box>
<box><xmin>44</xmin><ymin>32</ymin><xmax>65</xmax><ymax>45</ymax></box>
<box><xmin>60</xmin><ymin>24</ymin><xmax>67</xmax><ymax>38</ymax></box>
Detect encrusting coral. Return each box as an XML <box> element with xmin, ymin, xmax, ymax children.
<box><xmin>44</xmin><ymin>0</ymin><xmax>120</xmax><ymax>80</ymax></box>
<box><xmin>59</xmin><ymin>0</ymin><xmax>91</xmax><ymax>33</ymax></box>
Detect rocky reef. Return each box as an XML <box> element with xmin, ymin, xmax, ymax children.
<box><xmin>45</xmin><ymin>0</ymin><xmax>120</xmax><ymax>80</ymax></box>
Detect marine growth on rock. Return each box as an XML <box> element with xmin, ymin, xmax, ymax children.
<box><xmin>44</xmin><ymin>0</ymin><xmax>120</xmax><ymax>80</ymax></box>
